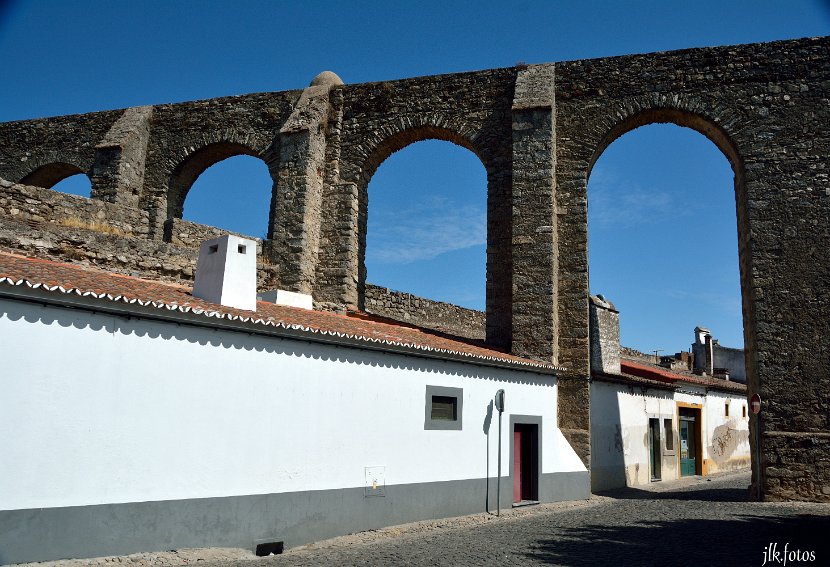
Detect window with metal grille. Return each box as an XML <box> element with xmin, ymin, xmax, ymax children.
<box><xmin>431</xmin><ymin>396</ymin><xmax>457</xmax><ymax>421</ymax></box>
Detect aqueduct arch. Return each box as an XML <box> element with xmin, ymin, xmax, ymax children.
<box><xmin>584</xmin><ymin>107</ymin><xmax>748</xmax><ymax>350</ymax></box>
<box><xmin>587</xmin><ymin>106</ymin><xmax>743</xmax><ymax>176</ymax></box>
<box><xmin>348</xmin><ymin>123</ymin><xmax>506</xmax><ymax>344</ymax></box>
<box><xmin>166</xmin><ymin>141</ymin><xmax>268</xmax><ymax>221</ymax></box>
<box><xmin>0</xmin><ymin>36</ymin><xmax>827</xmax><ymax>501</ymax></box>
<box><xmin>584</xmin><ymin>105</ymin><xmax>754</xmax><ymax>488</ymax></box>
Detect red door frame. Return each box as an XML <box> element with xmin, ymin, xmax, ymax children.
<box><xmin>512</xmin><ymin>423</ymin><xmax>539</xmax><ymax>503</ymax></box>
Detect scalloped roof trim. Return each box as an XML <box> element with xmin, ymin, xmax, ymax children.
<box><xmin>0</xmin><ymin>275</ymin><xmax>561</xmax><ymax>373</ymax></box>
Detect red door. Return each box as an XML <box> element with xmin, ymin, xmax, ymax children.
<box><xmin>513</xmin><ymin>428</ymin><xmax>523</xmax><ymax>502</ymax></box>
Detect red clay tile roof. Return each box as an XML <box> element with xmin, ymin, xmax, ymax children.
<box><xmin>591</xmin><ymin>369</ymin><xmax>678</xmax><ymax>391</ymax></box>
<box><xmin>620</xmin><ymin>359</ymin><xmax>746</xmax><ymax>393</ymax></box>
<box><xmin>0</xmin><ymin>252</ymin><xmax>560</xmax><ymax>373</ymax></box>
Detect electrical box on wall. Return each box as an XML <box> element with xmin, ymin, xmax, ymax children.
<box><xmin>364</xmin><ymin>466</ymin><xmax>386</xmax><ymax>497</ymax></box>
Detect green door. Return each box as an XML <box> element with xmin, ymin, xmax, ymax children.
<box><xmin>649</xmin><ymin>418</ymin><xmax>661</xmax><ymax>481</ymax></box>
<box><xmin>679</xmin><ymin>415</ymin><xmax>697</xmax><ymax>476</ymax></box>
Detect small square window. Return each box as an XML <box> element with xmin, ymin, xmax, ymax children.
<box><xmin>424</xmin><ymin>385</ymin><xmax>462</xmax><ymax>430</ymax></box>
<box><xmin>238</xmin><ymin>244</ymin><xmax>247</xmax><ymax>254</ymax></box>
<box><xmin>209</xmin><ymin>244</ymin><xmax>219</xmax><ymax>254</ymax></box>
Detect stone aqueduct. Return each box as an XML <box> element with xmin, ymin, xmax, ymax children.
<box><xmin>1</xmin><ymin>37</ymin><xmax>828</xmax><ymax>501</ymax></box>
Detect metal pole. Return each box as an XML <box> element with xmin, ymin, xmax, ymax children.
<box><xmin>497</xmin><ymin>409</ymin><xmax>502</xmax><ymax>516</ymax></box>
<box><xmin>756</xmin><ymin>414</ymin><xmax>762</xmax><ymax>501</ymax></box>
<box><xmin>485</xmin><ymin>434</ymin><xmax>489</xmax><ymax>515</ymax></box>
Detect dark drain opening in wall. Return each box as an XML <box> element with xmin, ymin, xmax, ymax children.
<box><xmin>255</xmin><ymin>541</ymin><xmax>284</xmax><ymax>556</ymax></box>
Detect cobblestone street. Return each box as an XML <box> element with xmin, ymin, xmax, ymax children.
<box><xmin>227</xmin><ymin>471</ymin><xmax>829</xmax><ymax>567</ymax></box>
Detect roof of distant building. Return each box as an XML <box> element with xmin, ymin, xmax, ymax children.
<box><xmin>0</xmin><ymin>252</ymin><xmax>561</xmax><ymax>374</ymax></box>
<box><xmin>592</xmin><ymin>355</ymin><xmax>746</xmax><ymax>394</ymax></box>
<box><xmin>617</xmin><ymin>358</ymin><xmax>745</xmax><ymax>394</ymax></box>
<box><xmin>591</xmin><ymin>368</ymin><xmax>678</xmax><ymax>391</ymax></box>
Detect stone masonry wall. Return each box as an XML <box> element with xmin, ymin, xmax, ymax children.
<box><xmin>91</xmin><ymin>106</ymin><xmax>153</xmax><ymax>208</ymax></box>
<box><xmin>620</xmin><ymin>346</ymin><xmax>658</xmax><ymax>365</ymax></box>
<box><xmin>164</xmin><ymin>217</ymin><xmax>263</xmax><ymax>256</ymax></box>
<box><xmin>364</xmin><ymin>284</ymin><xmax>485</xmax><ymax>340</ymax></box>
<box><xmin>0</xmin><ymin>180</ymin><xmax>278</xmax><ymax>289</ymax></box>
<box><xmin>554</xmin><ymin>36</ymin><xmax>830</xmax><ymax>499</ymax></box>
<box><xmin>330</xmin><ymin>68</ymin><xmax>517</xmax><ymax>349</ymax></box>
<box><xmin>0</xmin><ymin>110</ymin><xmax>122</xmax><ymax>186</ymax></box>
<box><xmin>589</xmin><ymin>295</ymin><xmax>620</xmax><ymax>375</ymax></box>
<box><xmin>140</xmin><ymin>90</ymin><xmax>299</xmax><ymax>238</ymax></box>
<box><xmin>0</xmin><ymin>179</ymin><xmax>149</xmax><ymax>238</ymax></box>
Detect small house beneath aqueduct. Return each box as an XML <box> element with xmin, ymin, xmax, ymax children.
<box><xmin>0</xmin><ymin>36</ymin><xmax>828</xmax><ymax>504</ymax></box>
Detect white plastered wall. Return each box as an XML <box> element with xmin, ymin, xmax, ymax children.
<box><xmin>592</xmin><ymin>382</ymin><xmax>750</xmax><ymax>491</ymax></box>
<box><xmin>0</xmin><ymin>298</ymin><xmax>585</xmax><ymax>511</ymax></box>
<box><xmin>702</xmin><ymin>390</ymin><xmax>751</xmax><ymax>472</ymax></box>
<box><xmin>591</xmin><ymin>381</ymin><xmax>676</xmax><ymax>491</ymax></box>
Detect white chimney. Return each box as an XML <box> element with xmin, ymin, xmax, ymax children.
<box><xmin>193</xmin><ymin>235</ymin><xmax>257</xmax><ymax>311</ymax></box>
<box><xmin>258</xmin><ymin>289</ymin><xmax>313</xmax><ymax>310</ymax></box>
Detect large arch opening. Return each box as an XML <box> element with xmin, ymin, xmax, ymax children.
<box><xmin>587</xmin><ymin>109</ymin><xmax>758</xmax><ymax>488</ymax></box>
<box><xmin>167</xmin><ymin>143</ymin><xmax>273</xmax><ymax>241</ymax></box>
<box><xmin>365</xmin><ymin>139</ymin><xmax>487</xmax><ymax>312</ymax></box>
<box><xmin>21</xmin><ymin>162</ymin><xmax>90</xmax><ymax>196</ymax></box>
<box><xmin>588</xmin><ymin>120</ymin><xmax>744</xmax><ymax>358</ymax></box>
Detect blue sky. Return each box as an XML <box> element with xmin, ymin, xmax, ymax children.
<box><xmin>0</xmin><ymin>1</ymin><xmax>827</xmax><ymax>354</ymax></box>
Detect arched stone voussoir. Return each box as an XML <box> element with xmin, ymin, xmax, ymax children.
<box><xmin>343</xmin><ymin>113</ymin><xmax>485</xmax><ymax>187</ymax></box>
<box><xmin>582</xmin><ymin>93</ymin><xmax>746</xmax><ymax>178</ymax></box>
<box><xmin>165</xmin><ymin>134</ymin><xmax>276</xmax><ymax>220</ymax></box>
<box><xmin>18</xmin><ymin>156</ymin><xmax>90</xmax><ymax>190</ymax></box>
<box><xmin>164</xmin><ymin>128</ymin><xmax>273</xmax><ymax>175</ymax></box>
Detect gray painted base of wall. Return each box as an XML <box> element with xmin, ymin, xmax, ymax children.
<box><xmin>0</xmin><ymin>471</ymin><xmax>589</xmax><ymax>564</ymax></box>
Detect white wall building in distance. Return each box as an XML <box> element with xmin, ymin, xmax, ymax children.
<box><xmin>589</xmin><ymin>295</ymin><xmax>750</xmax><ymax>492</ymax></box>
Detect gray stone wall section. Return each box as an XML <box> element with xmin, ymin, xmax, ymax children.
<box><xmin>164</xmin><ymin>217</ymin><xmax>263</xmax><ymax>255</ymax></box>
<box><xmin>271</xmin><ymin>80</ymin><xmax>339</xmax><ymax>295</ymax></box>
<box><xmin>90</xmin><ymin>106</ymin><xmax>153</xmax><ymax>209</ymax></box>
<box><xmin>0</xmin><ymin>180</ymin><xmax>279</xmax><ymax>289</ymax></box>
<box><xmin>510</xmin><ymin>64</ymin><xmax>557</xmax><ymax>362</ymax></box>
<box><xmin>510</xmin><ymin>64</ymin><xmax>592</xmax><ymax>468</ymax></box>
<box><xmin>140</xmin><ymin>91</ymin><xmax>298</xmax><ymax>239</ymax></box>
<box><xmin>0</xmin><ymin>110</ymin><xmax>122</xmax><ymax>188</ymax></box>
<box><xmin>330</xmin><ymin>70</ymin><xmax>516</xmax><ymax>347</ymax></box>
<box><xmin>693</xmin><ymin>334</ymin><xmax>747</xmax><ymax>382</ymax></box>
<box><xmin>554</xmin><ymin>36</ymin><xmax>830</xmax><ymax>500</ymax></box>
<box><xmin>311</xmin><ymin>85</ymin><xmax>348</xmax><ymax>307</ymax></box>
<box><xmin>0</xmin><ymin>212</ymin><xmax>194</xmax><ymax>282</ymax></box>
<box><xmin>0</xmin><ymin>472</ymin><xmax>589</xmax><ymax>564</ymax></box>
<box><xmin>0</xmin><ymin>179</ymin><xmax>149</xmax><ymax>238</ymax></box>
<box><xmin>589</xmin><ymin>295</ymin><xmax>621</xmax><ymax>375</ymax></box>
<box><xmin>364</xmin><ymin>284</ymin><xmax>485</xmax><ymax>340</ymax></box>
<box><xmin>713</xmin><ymin>344</ymin><xmax>746</xmax><ymax>382</ymax></box>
